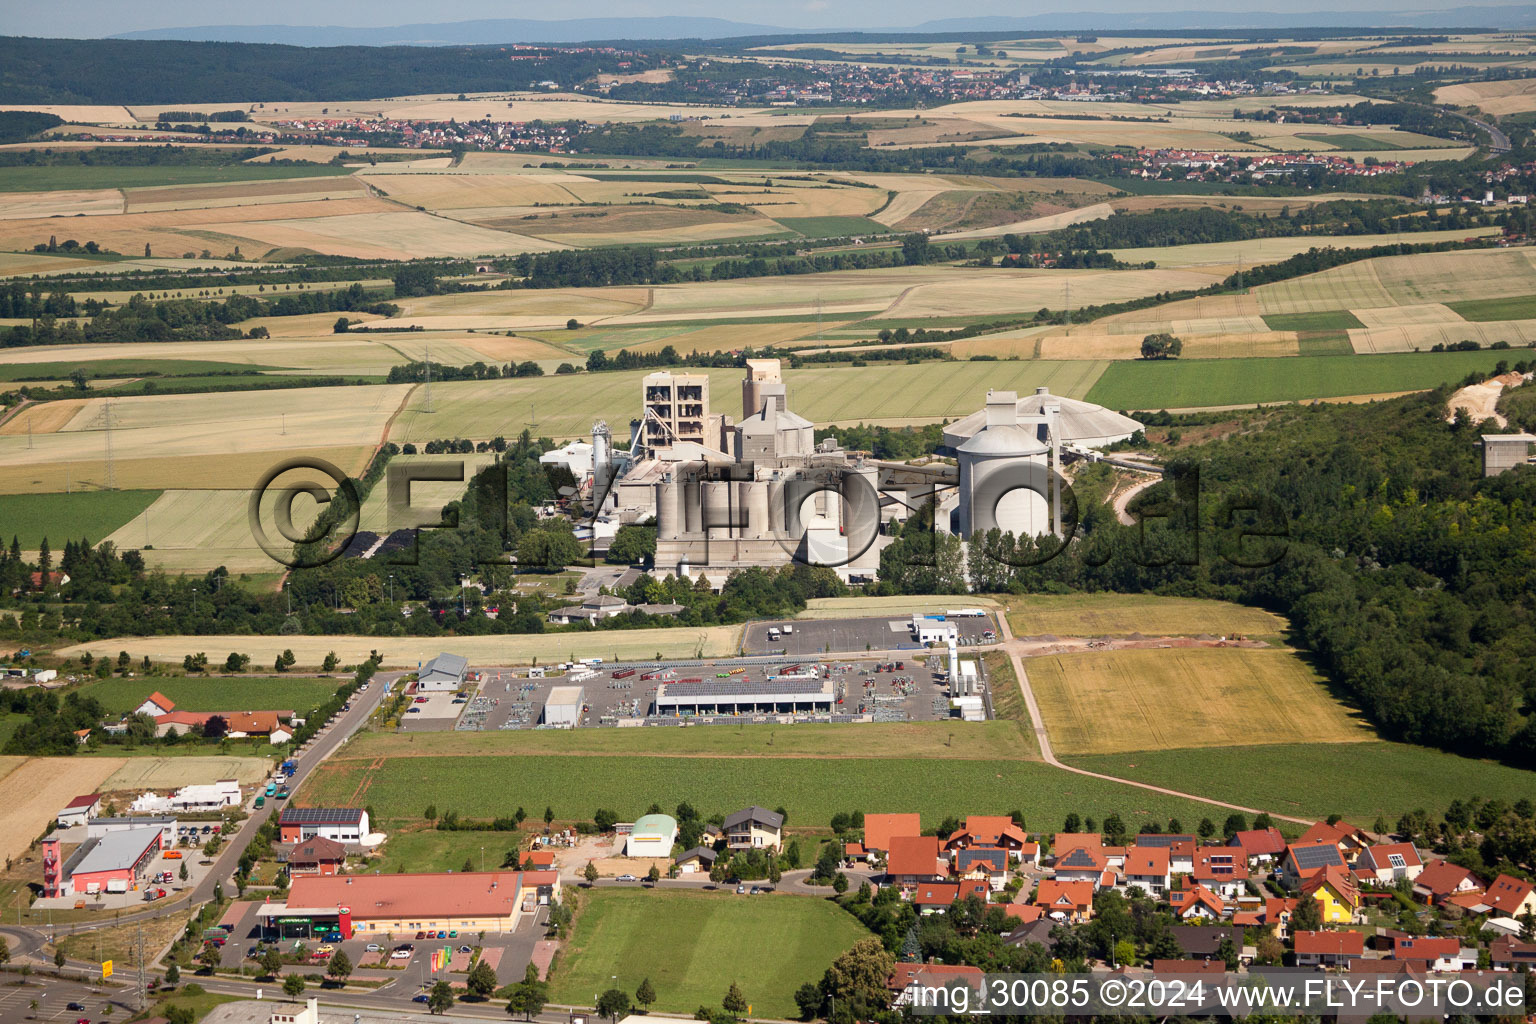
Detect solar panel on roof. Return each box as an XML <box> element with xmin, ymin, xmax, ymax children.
<box><xmin>280</xmin><ymin>807</ymin><xmax>362</xmax><ymax>825</ymax></box>
<box><xmin>1291</xmin><ymin>844</ymin><xmax>1343</xmax><ymax>870</ymax></box>
<box><xmin>1060</xmin><ymin>849</ymin><xmax>1098</xmax><ymax>867</ymax></box>
<box><xmin>1135</xmin><ymin>834</ymin><xmax>1195</xmax><ymax>847</ymax></box>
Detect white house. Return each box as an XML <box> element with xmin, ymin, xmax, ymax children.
<box><xmin>417</xmin><ymin>652</ymin><xmax>468</xmax><ymax>692</ymax></box>
<box><xmin>1122</xmin><ymin>847</ymin><xmax>1171</xmax><ymax>897</ymax></box>
<box><xmin>134</xmin><ymin>692</ymin><xmax>177</xmax><ymax>718</ymax></box>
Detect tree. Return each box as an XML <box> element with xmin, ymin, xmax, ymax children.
<box><xmin>902</xmin><ymin>233</ymin><xmax>930</xmax><ymax>266</ymax></box>
<box><xmin>261</xmin><ymin>948</ymin><xmax>283</xmax><ymax>979</ymax></box>
<box><xmin>608</xmin><ymin>525</ymin><xmax>658</xmax><ymax>566</ymax></box>
<box><xmin>507</xmin><ymin>963</ymin><xmax>549</xmax><ymax>1020</ymax></box>
<box><xmin>1217</xmin><ymin>935</ymin><xmax>1240</xmax><ymax>971</ymax></box>
<box><xmin>333</xmin><ymin>316</ymin><xmax>351</xmax><ymax>334</ymax></box>
<box><xmin>195</xmin><ymin>942</ymin><xmax>221</xmax><ymax>973</ymax></box>
<box><xmin>1292</xmin><ymin>893</ymin><xmax>1324</xmax><ymax>933</ymax></box>
<box><xmin>69</xmin><ymin>367</ymin><xmax>89</xmax><ymax>391</ymax></box>
<box><xmin>326</xmin><ymin>949</ymin><xmax>353</xmax><ymax>986</ymax></box>
<box><xmin>1197</xmin><ymin>817</ymin><xmax>1216</xmax><ymax>838</ymax></box>
<box><xmin>794</xmin><ymin>982</ymin><xmax>824</xmax><ymax>1021</ymax></box>
<box><xmin>594</xmin><ymin>808</ymin><xmax>619</xmax><ymax>832</ymax></box>
<box><xmin>584</xmin><ymin>860</ymin><xmax>599</xmax><ymax>885</ymax></box>
<box><xmin>283</xmin><ymin>975</ymin><xmax>306</xmax><ymax>1001</ymax></box>
<box><xmin>165</xmin><ymin>963</ymin><xmax>180</xmax><ymax>986</ymax></box>
<box><xmin>597</xmin><ymin>988</ymin><xmax>631</xmax><ymax>1022</ymax></box>
<box><xmin>1140</xmin><ymin>333</ymin><xmax>1183</xmax><ymax>359</ymax></box>
<box><xmin>723</xmin><ymin>982</ymin><xmax>748</xmax><ymax>1018</ymax></box>
<box><xmin>647</xmin><ymin>864</ymin><xmax>661</xmax><ymax>885</ymax></box>
<box><xmin>179</xmin><ymin>861</ymin><xmax>189</xmax><ymax>882</ymax></box>
<box><xmin>821</xmin><ymin>938</ymin><xmax>895</xmax><ymax>1019</ymax></box>
<box><xmin>636</xmin><ymin>977</ymin><xmax>657</xmax><ymax>1013</ymax></box>
<box><xmin>54</xmin><ymin>947</ymin><xmax>65</xmax><ymax>968</ymax></box>
<box><xmin>467</xmin><ymin>959</ymin><xmax>498</xmax><ymax>998</ymax></box>
<box><xmin>1222</xmin><ymin>813</ymin><xmax>1248</xmax><ymax>837</ymax></box>
<box><xmin>544</xmin><ymin>806</ymin><xmax>555</xmax><ymax>826</ymax></box>
<box><xmin>832</xmin><ymin>872</ymin><xmax>848</xmax><ymax>894</ymax></box>
<box><xmin>427</xmin><ymin>979</ymin><xmax>455</xmax><ymax>1014</ymax></box>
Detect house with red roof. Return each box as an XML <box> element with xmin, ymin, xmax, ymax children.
<box><xmin>135</xmin><ymin>692</ymin><xmax>177</xmax><ymax>718</ymax></box>
<box><xmin>1301</xmin><ymin>864</ymin><xmax>1361</xmax><ymax>924</ymax></box>
<box><xmin>864</xmin><ymin>813</ymin><xmax>923</xmax><ymax>855</ymax></box>
<box><xmin>1191</xmin><ymin>849</ymin><xmax>1244</xmax><ymax>899</ymax></box>
<box><xmin>955</xmin><ymin>848</ymin><xmax>1008</xmax><ymax>890</ymax></box>
<box><xmin>946</xmin><ymin>815</ymin><xmax>1029</xmax><ymax>859</ymax></box>
<box><xmin>1280</xmin><ymin>840</ymin><xmax>1346</xmax><ymax>887</ymax></box>
<box><xmin>1122</xmin><ymin>846</ymin><xmax>1171</xmax><ymax>897</ymax></box>
<box><xmin>1490</xmin><ymin>935</ymin><xmax>1536</xmax><ymax>971</ymax></box>
<box><xmin>1033</xmin><ymin>879</ymin><xmax>1095</xmax><ymax>922</ymax></box>
<box><xmin>1297</xmin><ymin>820</ymin><xmax>1371</xmax><ymax>862</ymax></box>
<box><xmin>1053</xmin><ymin>844</ymin><xmax>1108</xmax><ymax>887</ymax></box>
<box><xmin>887</xmin><ymin>835</ymin><xmax>947</xmax><ymax>886</ymax></box>
<box><xmin>889</xmin><ymin>964</ymin><xmax>985</xmax><ymax>1007</ymax></box>
<box><xmin>1391</xmin><ymin>936</ymin><xmax>1474</xmax><ymax>972</ymax></box>
<box><xmin>1263</xmin><ymin>896</ymin><xmax>1299</xmax><ymax>938</ymax></box>
<box><xmin>1483</xmin><ymin>874</ymin><xmax>1536</xmax><ymax>919</ymax></box>
<box><xmin>521</xmin><ymin>850</ymin><xmax>556</xmax><ymax>870</ymax></box>
<box><xmin>1229</xmin><ymin>827</ymin><xmax>1287</xmax><ymax>867</ymax></box>
<box><xmin>1168</xmin><ymin>879</ymin><xmax>1226</xmax><ymax>920</ymax></box>
<box><xmin>1002</xmin><ymin>903</ymin><xmax>1043</xmax><ymax>924</ymax></box>
<box><xmin>1412</xmin><ymin>861</ymin><xmax>1482</xmax><ymax>906</ymax></box>
<box><xmin>913</xmin><ymin>879</ymin><xmax>990</xmax><ymax>913</ymax></box>
<box><xmin>1293</xmin><ymin>930</ymin><xmax>1364</xmax><ymax>968</ymax></box>
<box><xmin>1354</xmin><ymin>842</ymin><xmax>1423</xmax><ymax>885</ymax></box>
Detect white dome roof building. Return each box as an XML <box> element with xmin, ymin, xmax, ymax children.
<box><xmin>955</xmin><ymin>391</ymin><xmax>1059</xmax><ymax>540</ymax></box>
<box><xmin>943</xmin><ymin>387</ymin><xmax>1142</xmax><ymax>452</ymax></box>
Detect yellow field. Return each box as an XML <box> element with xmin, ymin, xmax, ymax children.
<box><xmin>1005</xmin><ymin>592</ymin><xmax>1286</xmax><ymax>636</ymax></box>
<box><xmin>1028</xmin><ymin>647</ymin><xmax>1373</xmax><ymax>755</ymax></box>
<box><xmin>123</xmin><ymin>176</ymin><xmax>368</xmax><ymax>213</ymax></box>
<box><xmin>1349</xmin><ymin>318</ymin><xmax>1536</xmax><ymax>354</ymax></box>
<box><xmin>0</xmin><ymin>189</ymin><xmax>123</xmax><ymax>219</ymax></box>
<box><xmin>61</xmin><ymin>626</ymin><xmax>746</xmax><ymax>668</ymax></box>
<box><xmin>0</xmin><ymin>756</ymin><xmax>125</xmax><ymax>863</ymax></box>
<box><xmin>101</xmin><ymin>755</ymin><xmax>272</xmax><ymax>790</ymax></box>
<box><xmin>796</xmin><ymin>595</ymin><xmax>1003</xmax><ymax>619</ymax></box>
<box><xmin>0</xmin><ymin>445</ymin><xmax>375</xmax><ymax>495</ymax></box>
<box><xmin>1437</xmin><ymin>77</ymin><xmax>1536</xmax><ymax>115</ymax></box>
<box><xmin>1352</xmin><ymin>302</ymin><xmax>1463</xmax><ymax>328</ymax></box>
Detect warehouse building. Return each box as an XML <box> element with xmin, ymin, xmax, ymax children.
<box><xmin>418</xmin><ymin>652</ymin><xmax>469</xmax><ymax>692</ymax></box>
<box><xmin>255</xmin><ymin>869</ymin><xmax>561</xmax><ymax>939</ymax></box>
<box><xmin>87</xmin><ymin>816</ymin><xmax>177</xmax><ymax>846</ymax></box>
<box><xmin>41</xmin><ymin>825</ymin><xmax>163</xmax><ymax>897</ymax></box>
<box><xmin>56</xmin><ymin>793</ymin><xmax>102</xmax><ymax>828</ymax></box>
<box><xmin>653</xmin><ymin>676</ymin><xmax>836</xmax><ymax>716</ymax></box>
<box><xmin>625</xmin><ymin>814</ymin><xmax>678</xmax><ymax>857</ymax></box>
<box><xmin>279</xmin><ymin>807</ymin><xmax>370</xmax><ymax>844</ymax></box>
<box><xmin>542</xmin><ymin>686</ymin><xmax>584</xmax><ymax>729</ymax></box>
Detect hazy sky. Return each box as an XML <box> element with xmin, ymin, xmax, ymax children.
<box><xmin>1</xmin><ymin>0</ymin><xmax>1490</xmax><ymax>37</ymax></box>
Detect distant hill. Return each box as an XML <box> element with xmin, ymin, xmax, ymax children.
<box><xmin>105</xmin><ymin>7</ymin><xmax>1536</xmax><ymax>45</ymax></box>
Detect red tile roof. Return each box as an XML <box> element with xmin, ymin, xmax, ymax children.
<box><xmin>1263</xmin><ymin>896</ymin><xmax>1298</xmax><ymax>923</ymax></box>
<box><xmin>1033</xmin><ymin>879</ymin><xmax>1094</xmax><ymax>914</ymax></box>
<box><xmin>291</xmin><ymin>837</ymin><xmax>346</xmax><ymax>863</ymax></box>
<box><xmin>1302</xmin><ymin>864</ymin><xmax>1361</xmax><ymax>909</ymax></box>
<box><xmin>1002</xmin><ymin>904</ymin><xmax>1043</xmax><ymax>923</ymax></box>
<box><xmin>1053</xmin><ymin>832</ymin><xmax>1101</xmax><ymax>854</ymax></box>
<box><xmin>865</xmin><ymin>813</ymin><xmax>922</xmax><ymax>853</ymax></box>
<box><xmin>63</xmin><ymin>793</ymin><xmax>102</xmax><ymax>809</ymax></box>
<box><xmin>1392</xmin><ymin>937</ymin><xmax>1459</xmax><ymax>962</ymax></box>
<box><xmin>887</xmin><ymin>835</ymin><xmax>945</xmax><ymax>879</ymax></box>
<box><xmin>1413</xmin><ymin>860</ymin><xmax>1481</xmax><ymax>899</ymax></box>
<box><xmin>1293</xmin><ymin>930</ymin><xmax>1364</xmax><ymax>956</ymax></box>
<box><xmin>1231</xmin><ymin>827</ymin><xmax>1286</xmax><ymax>857</ymax></box>
<box><xmin>144</xmin><ymin>691</ymin><xmax>175</xmax><ymax>712</ymax></box>
<box><xmin>1485</xmin><ymin>874</ymin><xmax>1535</xmax><ymax>916</ymax></box>
<box><xmin>1358</xmin><ymin>842</ymin><xmax>1422</xmax><ymax>873</ymax></box>
<box><xmin>1125</xmin><ymin>847</ymin><xmax>1170</xmax><ymax>877</ymax></box>
<box><xmin>1169</xmin><ymin>882</ymin><xmax>1224</xmax><ymax>918</ymax></box>
<box><xmin>286</xmin><ymin>870</ymin><xmax>555</xmax><ymax>921</ymax></box>
<box><xmin>914</xmin><ymin>882</ymin><xmax>960</xmax><ymax>906</ymax></box>
<box><xmin>889</xmin><ymin>963</ymin><xmax>984</xmax><ymax>992</ymax></box>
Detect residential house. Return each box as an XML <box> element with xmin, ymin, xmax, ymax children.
<box><xmin>1229</xmin><ymin>827</ymin><xmax>1287</xmax><ymax>867</ymax></box>
<box><xmin>675</xmin><ymin>847</ymin><xmax>717</xmax><ymax>874</ymax></box>
<box><xmin>946</xmin><ymin>816</ymin><xmax>1029</xmax><ymax>859</ymax></box>
<box><xmin>723</xmin><ymin>806</ymin><xmax>784</xmax><ymax>851</ymax></box>
<box><xmin>1412</xmin><ymin>861</ymin><xmax>1483</xmax><ymax>906</ymax></box>
<box><xmin>289</xmin><ymin>837</ymin><xmax>346</xmax><ymax>877</ymax></box>
<box><xmin>1263</xmin><ymin>896</ymin><xmax>1299</xmax><ymax>939</ymax></box>
<box><xmin>1003</xmin><ymin>917</ymin><xmax>1054</xmax><ymax>950</ymax></box>
<box><xmin>1483</xmin><ymin>874</ymin><xmax>1536</xmax><ymax>919</ymax></box>
<box><xmin>1297</xmin><ymin>820</ymin><xmax>1371</xmax><ymax>862</ymax></box>
<box><xmin>1133</xmin><ymin>834</ymin><xmax>1196</xmax><ymax>874</ymax></box>
<box><xmin>1018</xmin><ymin>841</ymin><xmax>1041</xmax><ymax>868</ymax></box>
<box><xmin>56</xmin><ymin>793</ymin><xmax>103</xmax><ymax>828</ymax></box>
<box><xmin>1168</xmin><ymin>880</ymin><xmax>1226</xmax><ymax>920</ymax></box>
<box><xmin>889</xmin><ymin>964</ymin><xmax>985</xmax><ymax>1008</ymax></box>
<box><xmin>1053</xmin><ymin>832</ymin><xmax>1101</xmax><ymax>855</ymax></box>
<box><xmin>864</xmin><ymin>813</ymin><xmax>922</xmax><ymax>856</ymax></box>
<box><xmin>955</xmin><ymin>848</ymin><xmax>1007</xmax><ymax>891</ymax></box>
<box><xmin>913</xmin><ymin>880</ymin><xmax>989</xmax><ymax>914</ymax></box>
<box><xmin>1122</xmin><ymin>846</ymin><xmax>1171</xmax><ymax>897</ymax></box>
<box><xmin>1301</xmin><ymin>864</ymin><xmax>1361</xmax><ymax>924</ymax></box>
<box><xmin>1391</xmin><ymin>937</ymin><xmax>1475</xmax><ymax>972</ymax></box>
<box><xmin>843</xmin><ymin>841</ymin><xmax>867</xmax><ymax>864</ymax></box>
<box><xmin>547</xmin><ymin>595</ymin><xmax>631</xmax><ymax>624</ymax></box>
<box><xmin>521</xmin><ymin>850</ymin><xmax>556</xmax><ymax>870</ymax></box>
<box><xmin>1489</xmin><ymin>935</ymin><xmax>1536</xmax><ymax>971</ymax></box>
<box><xmin>134</xmin><ymin>692</ymin><xmax>177</xmax><ymax>718</ymax></box>
<box><xmin>1002</xmin><ymin>904</ymin><xmax>1044</xmax><ymax>926</ymax></box>
<box><xmin>1354</xmin><ymin>842</ymin><xmax>1423</xmax><ymax>885</ymax></box>
<box><xmin>1054</xmin><ymin>845</ymin><xmax>1108</xmax><ymax>887</ymax></box>
<box><xmin>887</xmin><ymin>835</ymin><xmax>947</xmax><ymax>886</ymax></box>
<box><xmin>1191</xmin><ymin>849</ymin><xmax>1244</xmax><ymax>899</ymax></box>
<box><xmin>1280</xmin><ymin>841</ymin><xmax>1346</xmax><ymax>887</ymax></box>
<box><xmin>1170</xmin><ymin>924</ymin><xmax>1244</xmax><ymax>961</ymax></box>
<box><xmin>1293</xmin><ymin>930</ymin><xmax>1364</xmax><ymax>969</ymax></box>
<box><xmin>1033</xmin><ymin>879</ymin><xmax>1095</xmax><ymax>922</ymax></box>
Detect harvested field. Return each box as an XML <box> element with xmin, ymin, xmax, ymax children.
<box><xmin>0</xmin><ymin>756</ymin><xmax>125</xmax><ymax>863</ymax></box>
<box><xmin>940</xmin><ymin>201</ymin><xmax>1114</xmax><ymax>239</ymax></box>
<box><xmin>1347</xmin><ymin>318</ymin><xmax>1536</xmax><ymax>354</ymax></box>
<box><xmin>0</xmin><ymin>399</ymin><xmax>89</xmax><ymax>435</ymax></box>
<box><xmin>1028</xmin><ymin>647</ymin><xmax>1372</xmax><ymax>756</ymax></box>
<box><xmin>1436</xmin><ymin>77</ymin><xmax>1536</xmax><ymax>115</ymax></box>
<box><xmin>0</xmin><ymin>445</ymin><xmax>375</xmax><ymax>494</ymax></box>
<box><xmin>60</xmin><ymin>626</ymin><xmax>745</xmax><ymax>668</ymax></box>
<box><xmin>798</xmin><ymin>594</ymin><xmax>1003</xmax><ymax>618</ymax></box>
<box><xmin>1005</xmin><ymin>593</ymin><xmax>1284</xmax><ymax>636</ymax></box>
<box><xmin>1352</xmin><ymin>303</ymin><xmax>1465</xmax><ymax>328</ymax></box>
<box><xmin>101</xmin><ymin>756</ymin><xmax>271</xmax><ymax>790</ymax></box>
<box><xmin>212</xmin><ymin>209</ymin><xmax>569</xmax><ymax>259</ymax></box>
<box><xmin>104</xmin><ymin>489</ymin><xmax>281</xmax><ymax>573</ymax></box>
<box><xmin>0</xmin><ymin>188</ymin><xmax>123</xmax><ymax>219</ymax></box>
<box><xmin>1035</xmin><ymin>329</ymin><xmax>1300</xmax><ymax>360</ymax></box>
<box><xmin>1108</xmin><ymin>226</ymin><xmax>1499</xmax><ymax>270</ymax></box>
<box><xmin>358</xmin><ymin>173</ymin><xmax>586</xmax><ymax>210</ymax></box>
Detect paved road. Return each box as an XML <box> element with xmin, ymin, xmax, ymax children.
<box><xmin>1453</xmin><ymin>111</ymin><xmax>1512</xmax><ymax>153</ymax></box>
<box><xmin>994</xmin><ymin>611</ymin><xmax>1312</xmax><ymax>826</ymax></box>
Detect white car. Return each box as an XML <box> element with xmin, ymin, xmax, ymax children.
<box><xmin>390</xmin><ymin>949</ymin><xmax>412</xmax><ymax>960</ymax></box>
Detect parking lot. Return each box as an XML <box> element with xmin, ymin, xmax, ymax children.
<box><xmin>0</xmin><ymin>977</ymin><xmax>127</xmax><ymax>1024</ymax></box>
<box><xmin>398</xmin><ymin>689</ymin><xmax>469</xmax><ymax>732</ymax></box>
<box><xmin>741</xmin><ymin>614</ymin><xmax>998</xmax><ymax>656</ymax></box>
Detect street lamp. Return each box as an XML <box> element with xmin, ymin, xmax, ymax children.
<box><xmin>388</xmin><ymin>574</ymin><xmax>394</xmax><ymax>603</ymax></box>
<box><xmin>460</xmin><ymin>576</ymin><xmax>468</xmax><ymax>615</ymax></box>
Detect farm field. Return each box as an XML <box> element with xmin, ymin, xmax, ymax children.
<box><xmin>1027</xmin><ymin>647</ymin><xmax>1373</xmax><ymax>756</ymax></box>
<box><xmin>1436</xmin><ymin>77</ymin><xmax>1536</xmax><ymax>115</ymax></box>
<box><xmin>341</xmin><ymin>719</ymin><xmax>1034</xmax><ymax>762</ymax></box>
<box><xmin>1063</xmin><ymin>742</ymin><xmax>1536</xmax><ymax>824</ymax></box>
<box><xmin>298</xmin><ymin>751</ymin><xmax>1283</xmax><ymax>831</ymax></box>
<box><xmin>0</xmin><ymin>755</ymin><xmax>125</xmax><ymax>863</ymax></box>
<box><xmin>0</xmin><ymin>163</ymin><xmax>354</xmax><ymax>192</ymax></box>
<box><xmin>76</xmin><ymin>676</ymin><xmax>340</xmax><ymax>716</ymax></box>
<box><xmin>365</xmin><ymin>828</ymin><xmax>527</xmax><ymax>875</ymax></box>
<box><xmin>1004</xmin><ymin>593</ymin><xmax>1285</xmax><ymax>637</ymax></box>
<box><xmin>390</xmin><ymin>360</ymin><xmax>1108</xmax><ymax>440</ymax></box>
<box><xmin>1084</xmin><ymin>350</ymin><xmax>1517</xmax><ymax>410</ymax></box>
<box><xmin>98</xmin><ymin>755</ymin><xmax>271</xmax><ymax>790</ymax></box>
<box><xmin>0</xmin><ymin>489</ymin><xmax>159</xmax><ymax>547</ymax></box>
<box><xmin>551</xmin><ymin>889</ymin><xmax>870</xmax><ymax>1020</ymax></box>
<box><xmin>60</xmin><ymin>626</ymin><xmax>745</xmax><ymax>668</ymax></box>
<box><xmin>796</xmin><ymin>594</ymin><xmax>1004</xmax><ymax>619</ymax></box>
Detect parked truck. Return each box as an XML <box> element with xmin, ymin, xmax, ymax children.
<box><xmin>280</xmin><ymin>759</ymin><xmax>298</xmax><ymax>776</ymax></box>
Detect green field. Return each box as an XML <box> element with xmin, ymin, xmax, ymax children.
<box><xmin>0</xmin><ymin>360</ymin><xmax>287</xmax><ymax>382</ymax></box>
<box><xmin>1063</xmin><ymin>742</ymin><xmax>1536</xmax><ymax>823</ymax></box>
<box><xmin>1295</xmin><ymin>331</ymin><xmax>1354</xmax><ymax>356</ymax></box>
<box><xmin>77</xmin><ymin>676</ymin><xmax>339</xmax><ymax>715</ymax></box>
<box><xmin>367</xmin><ymin>828</ymin><xmax>526</xmax><ymax>874</ymax></box>
<box><xmin>1085</xmin><ymin>350</ymin><xmax>1515</xmax><ymax>410</ymax></box>
<box><xmin>1446</xmin><ymin>295</ymin><xmax>1536</xmax><ymax>322</ymax></box>
<box><xmin>301</xmin><ymin>752</ymin><xmax>1279</xmax><ymax>831</ymax></box>
<box><xmin>774</xmin><ymin>215</ymin><xmax>891</xmax><ymax>238</ymax></box>
<box><xmin>1296</xmin><ymin>133</ymin><xmax>1398</xmax><ymax>151</ymax></box>
<box><xmin>1261</xmin><ymin>310</ymin><xmax>1366</xmax><ymax>332</ymax></box>
<box><xmin>550</xmin><ymin>889</ymin><xmax>870</xmax><ymax>1019</ymax></box>
<box><xmin>0</xmin><ymin>490</ymin><xmax>160</xmax><ymax>548</ymax></box>
<box><xmin>0</xmin><ymin>164</ymin><xmax>354</xmax><ymax>192</ymax></box>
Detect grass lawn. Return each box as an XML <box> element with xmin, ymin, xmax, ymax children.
<box><xmin>0</xmin><ymin>359</ymin><xmax>283</xmax><ymax>382</ymax></box>
<box><xmin>143</xmin><ymin>990</ymin><xmax>240</xmax><ymax>1023</ymax></box>
<box><xmin>1295</xmin><ymin>331</ymin><xmax>1354</xmax><ymax>356</ymax></box>
<box><xmin>1063</xmin><ymin>742</ymin><xmax>1536</xmax><ymax>824</ymax></box>
<box><xmin>365</xmin><ymin>828</ymin><xmax>527</xmax><ymax>874</ymax></box>
<box><xmin>550</xmin><ymin>888</ymin><xmax>870</xmax><ymax>1018</ymax></box>
<box><xmin>774</xmin><ymin>215</ymin><xmax>890</xmax><ymax>238</ymax></box>
<box><xmin>1445</xmin><ymin>295</ymin><xmax>1536</xmax><ymax>322</ymax></box>
<box><xmin>1027</xmin><ymin>647</ymin><xmax>1372</xmax><ymax>756</ymax></box>
<box><xmin>1004</xmin><ymin>593</ymin><xmax>1285</xmax><ymax>637</ymax></box>
<box><xmin>0</xmin><ymin>490</ymin><xmax>160</xmax><ymax>548</ymax></box>
<box><xmin>1085</xmin><ymin>350</ymin><xmax>1514</xmax><ymax>410</ymax></box>
<box><xmin>0</xmin><ymin>164</ymin><xmax>353</xmax><ymax>192</ymax></box>
<box><xmin>77</xmin><ymin>676</ymin><xmax>340</xmax><ymax>716</ymax></box>
<box><xmin>301</xmin><ymin>751</ymin><xmax>1282</xmax><ymax>832</ymax></box>
<box><xmin>1261</xmin><ymin>310</ymin><xmax>1366</xmax><ymax>332</ymax></box>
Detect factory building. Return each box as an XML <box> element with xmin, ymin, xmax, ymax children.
<box><xmin>41</xmin><ymin>825</ymin><xmax>164</xmax><ymax>897</ymax></box>
<box><xmin>942</xmin><ymin>387</ymin><xmax>1143</xmax><ymax>451</ymax></box>
<box><xmin>955</xmin><ymin>390</ymin><xmax>1061</xmax><ymax>540</ymax></box>
<box><xmin>654</xmin><ymin>676</ymin><xmax>837</xmax><ymax>716</ymax></box>
<box><xmin>255</xmin><ymin>870</ymin><xmax>561</xmax><ymax>939</ymax></box>
<box><xmin>542</xmin><ymin>686</ymin><xmax>584</xmax><ymax>728</ymax></box>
